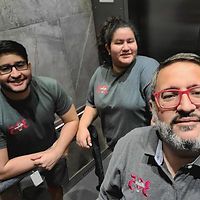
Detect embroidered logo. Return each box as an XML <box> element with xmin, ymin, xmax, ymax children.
<box><xmin>128</xmin><ymin>174</ymin><xmax>151</xmax><ymax>197</ymax></box>
<box><xmin>96</xmin><ymin>85</ymin><xmax>109</xmax><ymax>95</ymax></box>
<box><xmin>8</xmin><ymin>119</ymin><xmax>29</xmax><ymax>135</ymax></box>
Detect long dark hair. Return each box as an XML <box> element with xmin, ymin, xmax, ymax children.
<box><xmin>97</xmin><ymin>16</ymin><xmax>138</xmax><ymax>66</ymax></box>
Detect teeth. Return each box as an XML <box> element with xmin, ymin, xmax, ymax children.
<box><xmin>11</xmin><ymin>80</ymin><xmax>23</xmax><ymax>83</ymax></box>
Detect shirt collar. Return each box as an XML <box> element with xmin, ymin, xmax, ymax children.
<box><xmin>189</xmin><ymin>155</ymin><xmax>200</xmax><ymax>167</ymax></box>
<box><xmin>144</xmin><ymin>126</ymin><xmax>160</xmax><ymax>157</ymax></box>
<box><xmin>154</xmin><ymin>139</ymin><xmax>164</xmax><ymax>166</ymax></box>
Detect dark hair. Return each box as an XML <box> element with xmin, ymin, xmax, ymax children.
<box><xmin>97</xmin><ymin>16</ymin><xmax>137</xmax><ymax>66</ymax></box>
<box><xmin>0</xmin><ymin>40</ymin><xmax>28</xmax><ymax>64</ymax></box>
<box><xmin>151</xmin><ymin>53</ymin><xmax>200</xmax><ymax>100</ymax></box>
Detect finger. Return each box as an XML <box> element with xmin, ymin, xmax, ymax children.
<box><xmin>31</xmin><ymin>155</ymin><xmax>42</xmax><ymax>161</ymax></box>
<box><xmin>86</xmin><ymin>136</ymin><xmax>92</xmax><ymax>147</ymax></box>
<box><xmin>81</xmin><ymin>138</ymin><xmax>90</xmax><ymax>148</ymax></box>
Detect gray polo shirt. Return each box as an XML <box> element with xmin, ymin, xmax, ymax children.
<box><xmin>87</xmin><ymin>56</ymin><xmax>159</xmax><ymax>148</ymax></box>
<box><xmin>98</xmin><ymin>126</ymin><xmax>200</xmax><ymax>200</ymax></box>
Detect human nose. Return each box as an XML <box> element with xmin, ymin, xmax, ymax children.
<box><xmin>177</xmin><ymin>93</ymin><xmax>196</xmax><ymax>112</ymax></box>
<box><xmin>10</xmin><ymin>66</ymin><xmax>21</xmax><ymax>77</ymax></box>
<box><xmin>122</xmin><ymin>42</ymin><xmax>130</xmax><ymax>51</ymax></box>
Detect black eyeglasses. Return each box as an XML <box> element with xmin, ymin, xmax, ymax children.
<box><xmin>153</xmin><ymin>86</ymin><xmax>200</xmax><ymax>110</ymax></box>
<box><xmin>0</xmin><ymin>61</ymin><xmax>28</xmax><ymax>75</ymax></box>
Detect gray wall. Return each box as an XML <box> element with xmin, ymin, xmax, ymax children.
<box><xmin>0</xmin><ymin>0</ymin><xmax>99</xmax><ymax>107</ymax></box>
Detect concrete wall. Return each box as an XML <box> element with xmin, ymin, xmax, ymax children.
<box><xmin>0</xmin><ymin>0</ymin><xmax>105</xmax><ymax>192</ymax></box>
<box><xmin>0</xmin><ymin>0</ymin><xmax>99</xmax><ymax>107</ymax></box>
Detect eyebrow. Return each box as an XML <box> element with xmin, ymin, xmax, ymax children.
<box><xmin>0</xmin><ymin>61</ymin><xmax>26</xmax><ymax>67</ymax></box>
<box><xmin>161</xmin><ymin>84</ymin><xmax>200</xmax><ymax>90</ymax></box>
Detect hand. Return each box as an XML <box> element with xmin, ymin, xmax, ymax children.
<box><xmin>76</xmin><ymin>127</ymin><xmax>92</xmax><ymax>148</ymax></box>
<box><xmin>30</xmin><ymin>148</ymin><xmax>61</xmax><ymax>170</ymax></box>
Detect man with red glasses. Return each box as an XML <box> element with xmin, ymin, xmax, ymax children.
<box><xmin>0</xmin><ymin>40</ymin><xmax>79</xmax><ymax>200</ymax></box>
<box><xmin>98</xmin><ymin>53</ymin><xmax>200</xmax><ymax>200</ymax></box>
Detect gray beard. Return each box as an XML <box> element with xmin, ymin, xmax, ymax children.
<box><xmin>152</xmin><ymin>110</ymin><xmax>200</xmax><ymax>153</ymax></box>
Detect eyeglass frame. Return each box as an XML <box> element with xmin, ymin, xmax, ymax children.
<box><xmin>153</xmin><ymin>86</ymin><xmax>200</xmax><ymax>110</ymax></box>
<box><xmin>0</xmin><ymin>60</ymin><xmax>29</xmax><ymax>75</ymax></box>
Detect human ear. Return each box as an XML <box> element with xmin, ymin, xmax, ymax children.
<box><xmin>28</xmin><ymin>62</ymin><xmax>32</xmax><ymax>70</ymax></box>
<box><xmin>149</xmin><ymin>100</ymin><xmax>156</xmax><ymax>125</ymax></box>
<box><xmin>105</xmin><ymin>44</ymin><xmax>111</xmax><ymax>55</ymax></box>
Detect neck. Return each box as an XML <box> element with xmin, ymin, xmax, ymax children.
<box><xmin>2</xmin><ymin>87</ymin><xmax>30</xmax><ymax>100</ymax></box>
<box><xmin>163</xmin><ymin>143</ymin><xmax>196</xmax><ymax>178</ymax></box>
<box><xmin>112</xmin><ymin>65</ymin><xmax>128</xmax><ymax>75</ymax></box>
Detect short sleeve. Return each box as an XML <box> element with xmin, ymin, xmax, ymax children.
<box><xmin>0</xmin><ymin>129</ymin><xmax>7</xmax><ymax>149</ymax></box>
<box><xmin>54</xmin><ymin>81</ymin><xmax>73</xmax><ymax>116</ymax></box>
<box><xmin>86</xmin><ymin>69</ymin><xmax>99</xmax><ymax>108</ymax></box>
<box><xmin>140</xmin><ymin>57</ymin><xmax>159</xmax><ymax>100</ymax></box>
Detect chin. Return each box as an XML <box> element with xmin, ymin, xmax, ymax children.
<box><xmin>3</xmin><ymin>79</ymin><xmax>31</xmax><ymax>94</ymax></box>
<box><xmin>173</xmin><ymin>125</ymin><xmax>200</xmax><ymax>141</ymax></box>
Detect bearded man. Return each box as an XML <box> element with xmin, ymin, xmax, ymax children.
<box><xmin>98</xmin><ymin>53</ymin><xmax>200</xmax><ymax>200</ymax></box>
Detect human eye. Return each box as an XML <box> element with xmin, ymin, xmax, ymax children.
<box><xmin>161</xmin><ymin>91</ymin><xmax>178</xmax><ymax>101</ymax></box>
<box><xmin>15</xmin><ymin>61</ymin><xmax>27</xmax><ymax>70</ymax></box>
<box><xmin>114</xmin><ymin>40</ymin><xmax>123</xmax><ymax>45</ymax></box>
<box><xmin>127</xmin><ymin>38</ymin><xmax>135</xmax><ymax>43</ymax></box>
<box><xmin>190</xmin><ymin>87</ymin><xmax>200</xmax><ymax>98</ymax></box>
<box><xmin>0</xmin><ymin>64</ymin><xmax>11</xmax><ymax>73</ymax></box>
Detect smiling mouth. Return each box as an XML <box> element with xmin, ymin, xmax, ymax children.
<box><xmin>9</xmin><ymin>79</ymin><xmax>25</xmax><ymax>86</ymax></box>
<box><xmin>121</xmin><ymin>53</ymin><xmax>132</xmax><ymax>56</ymax></box>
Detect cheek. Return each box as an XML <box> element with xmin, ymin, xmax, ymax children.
<box><xmin>110</xmin><ymin>51</ymin><xmax>120</xmax><ymax>62</ymax></box>
<box><xmin>0</xmin><ymin>76</ymin><xmax>8</xmax><ymax>83</ymax></box>
<box><xmin>110</xmin><ymin>48</ymin><xmax>120</xmax><ymax>56</ymax></box>
<box><xmin>131</xmin><ymin>44</ymin><xmax>138</xmax><ymax>52</ymax></box>
<box><xmin>157</xmin><ymin>111</ymin><xmax>174</xmax><ymax>124</ymax></box>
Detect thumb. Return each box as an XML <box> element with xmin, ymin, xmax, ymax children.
<box><xmin>87</xmin><ymin>135</ymin><xmax>92</xmax><ymax>147</ymax></box>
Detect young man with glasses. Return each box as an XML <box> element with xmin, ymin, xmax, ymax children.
<box><xmin>0</xmin><ymin>40</ymin><xmax>79</xmax><ymax>200</ymax></box>
<box><xmin>98</xmin><ymin>53</ymin><xmax>200</xmax><ymax>200</ymax></box>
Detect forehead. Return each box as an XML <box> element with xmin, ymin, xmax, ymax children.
<box><xmin>155</xmin><ymin>61</ymin><xmax>200</xmax><ymax>90</ymax></box>
<box><xmin>0</xmin><ymin>54</ymin><xmax>23</xmax><ymax>65</ymax></box>
<box><xmin>112</xmin><ymin>27</ymin><xmax>135</xmax><ymax>40</ymax></box>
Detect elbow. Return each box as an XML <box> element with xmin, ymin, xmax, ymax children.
<box><xmin>0</xmin><ymin>167</ymin><xmax>9</xmax><ymax>181</ymax></box>
<box><xmin>0</xmin><ymin>172</ymin><xmax>7</xmax><ymax>181</ymax></box>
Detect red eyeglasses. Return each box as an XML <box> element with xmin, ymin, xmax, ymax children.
<box><xmin>153</xmin><ymin>86</ymin><xmax>200</xmax><ymax>109</ymax></box>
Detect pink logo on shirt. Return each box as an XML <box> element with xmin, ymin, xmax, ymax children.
<box><xmin>96</xmin><ymin>85</ymin><xmax>109</xmax><ymax>95</ymax></box>
<box><xmin>8</xmin><ymin>119</ymin><xmax>29</xmax><ymax>135</ymax></box>
<box><xmin>128</xmin><ymin>174</ymin><xmax>151</xmax><ymax>197</ymax></box>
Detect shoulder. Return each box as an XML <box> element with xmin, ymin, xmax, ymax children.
<box><xmin>136</xmin><ymin>55</ymin><xmax>159</xmax><ymax>64</ymax></box>
<box><xmin>93</xmin><ymin>65</ymin><xmax>109</xmax><ymax>76</ymax></box>
<box><xmin>32</xmin><ymin>76</ymin><xmax>57</xmax><ymax>86</ymax></box>
<box><xmin>115</xmin><ymin>126</ymin><xmax>156</xmax><ymax>153</ymax></box>
<box><xmin>89</xmin><ymin>65</ymin><xmax>109</xmax><ymax>82</ymax></box>
<box><xmin>120</xmin><ymin>126</ymin><xmax>154</xmax><ymax>142</ymax></box>
<box><xmin>31</xmin><ymin>76</ymin><xmax>60</xmax><ymax>91</ymax></box>
<box><xmin>110</xmin><ymin>126</ymin><xmax>158</xmax><ymax>169</ymax></box>
<box><xmin>31</xmin><ymin>76</ymin><xmax>68</xmax><ymax>99</ymax></box>
<box><xmin>135</xmin><ymin>55</ymin><xmax>159</xmax><ymax>69</ymax></box>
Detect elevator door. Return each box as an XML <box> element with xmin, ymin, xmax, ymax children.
<box><xmin>129</xmin><ymin>0</ymin><xmax>200</xmax><ymax>61</ymax></box>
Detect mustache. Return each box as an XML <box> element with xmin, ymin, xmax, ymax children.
<box><xmin>8</xmin><ymin>77</ymin><xmax>26</xmax><ymax>83</ymax></box>
<box><xmin>170</xmin><ymin>113</ymin><xmax>200</xmax><ymax>126</ymax></box>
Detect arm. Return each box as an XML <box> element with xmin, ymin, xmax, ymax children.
<box><xmin>31</xmin><ymin>104</ymin><xmax>79</xmax><ymax>170</ymax></box>
<box><xmin>0</xmin><ymin>148</ymin><xmax>45</xmax><ymax>180</ymax></box>
<box><xmin>76</xmin><ymin>105</ymin><xmax>98</xmax><ymax>148</ymax></box>
<box><xmin>52</xmin><ymin>104</ymin><xmax>79</xmax><ymax>157</ymax></box>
